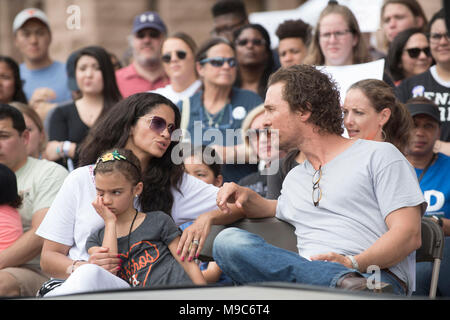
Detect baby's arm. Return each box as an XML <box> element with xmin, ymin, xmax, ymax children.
<box><xmin>169</xmin><ymin>236</ymin><xmax>207</xmax><ymax>285</ymax></box>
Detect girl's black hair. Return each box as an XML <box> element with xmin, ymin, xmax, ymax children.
<box><xmin>0</xmin><ymin>56</ymin><xmax>27</xmax><ymax>104</ymax></box>
<box><xmin>0</xmin><ymin>163</ymin><xmax>22</xmax><ymax>208</ymax></box>
<box><xmin>74</xmin><ymin>46</ymin><xmax>122</xmax><ymax>122</ymax></box>
<box><xmin>94</xmin><ymin>148</ymin><xmax>142</xmax><ymax>186</ymax></box>
<box><xmin>78</xmin><ymin>92</ymin><xmax>183</xmax><ymax>215</ymax></box>
<box><xmin>182</xmin><ymin>144</ymin><xmax>223</xmax><ymax>178</ymax></box>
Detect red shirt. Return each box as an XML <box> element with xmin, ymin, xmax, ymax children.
<box><xmin>115</xmin><ymin>63</ymin><xmax>169</xmax><ymax>98</ymax></box>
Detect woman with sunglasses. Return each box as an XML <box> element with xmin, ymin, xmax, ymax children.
<box><xmin>232</xmin><ymin>24</ymin><xmax>275</xmax><ymax>99</ymax></box>
<box><xmin>178</xmin><ymin>37</ymin><xmax>263</xmax><ymax>183</ymax></box>
<box><xmin>387</xmin><ymin>28</ymin><xmax>434</xmax><ymax>86</ymax></box>
<box><xmin>396</xmin><ymin>9</ymin><xmax>450</xmax><ymax>155</ymax></box>
<box><xmin>46</xmin><ymin>46</ymin><xmax>122</xmax><ymax>171</ymax></box>
<box><xmin>151</xmin><ymin>32</ymin><xmax>201</xmax><ymax>104</ymax></box>
<box><xmin>36</xmin><ymin>93</ymin><xmax>241</xmax><ymax>296</ymax></box>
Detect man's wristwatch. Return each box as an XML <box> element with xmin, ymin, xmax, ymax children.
<box><xmin>432</xmin><ymin>215</ymin><xmax>444</xmax><ymax>228</ymax></box>
<box><xmin>346</xmin><ymin>255</ymin><xmax>359</xmax><ymax>271</ymax></box>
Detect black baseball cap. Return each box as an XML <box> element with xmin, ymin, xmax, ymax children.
<box><xmin>406</xmin><ymin>103</ymin><xmax>441</xmax><ymax>125</ymax></box>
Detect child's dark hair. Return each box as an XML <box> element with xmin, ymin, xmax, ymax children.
<box><xmin>93</xmin><ymin>148</ymin><xmax>142</xmax><ymax>186</ymax></box>
<box><xmin>182</xmin><ymin>144</ymin><xmax>222</xmax><ymax>178</ymax></box>
<box><xmin>0</xmin><ymin>163</ymin><xmax>22</xmax><ymax>208</ymax></box>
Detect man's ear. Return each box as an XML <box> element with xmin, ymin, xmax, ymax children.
<box><xmin>297</xmin><ymin>102</ymin><xmax>312</xmax><ymax>122</ymax></box>
<box><xmin>20</xmin><ymin>128</ymin><xmax>30</xmax><ymax>146</ymax></box>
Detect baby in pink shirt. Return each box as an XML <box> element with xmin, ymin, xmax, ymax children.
<box><xmin>0</xmin><ymin>163</ymin><xmax>23</xmax><ymax>251</ymax></box>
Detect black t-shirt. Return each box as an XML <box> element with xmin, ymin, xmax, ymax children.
<box><xmin>86</xmin><ymin>211</ymin><xmax>192</xmax><ymax>288</ymax></box>
<box><xmin>396</xmin><ymin>68</ymin><xmax>450</xmax><ymax>141</ymax></box>
<box><xmin>48</xmin><ymin>101</ymin><xmax>90</xmax><ymax>168</ymax></box>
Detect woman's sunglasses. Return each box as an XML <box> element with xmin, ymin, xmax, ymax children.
<box><xmin>405</xmin><ymin>47</ymin><xmax>431</xmax><ymax>59</ymax></box>
<box><xmin>199</xmin><ymin>57</ymin><xmax>237</xmax><ymax>68</ymax></box>
<box><xmin>235</xmin><ymin>38</ymin><xmax>266</xmax><ymax>47</ymax></box>
<box><xmin>143</xmin><ymin>116</ymin><xmax>175</xmax><ymax>136</ymax></box>
<box><xmin>161</xmin><ymin>50</ymin><xmax>187</xmax><ymax>63</ymax></box>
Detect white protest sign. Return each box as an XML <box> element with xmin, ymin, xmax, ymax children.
<box><xmin>316</xmin><ymin>58</ymin><xmax>386</xmax><ymax>104</ymax></box>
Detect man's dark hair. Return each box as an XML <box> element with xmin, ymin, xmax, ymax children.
<box><xmin>275</xmin><ymin>19</ymin><xmax>312</xmax><ymax>45</ymax></box>
<box><xmin>268</xmin><ymin>64</ymin><xmax>343</xmax><ymax>135</ymax></box>
<box><xmin>0</xmin><ymin>103</ymin><xmax>26</xmax><ymax>134</ymax></box>
<box><xmin>211</xmin><ymin>0</ymin><xmax>247</xmax><ymax>19</ymax></box>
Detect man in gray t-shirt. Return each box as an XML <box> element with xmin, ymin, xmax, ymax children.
<box><xmin>86</xmin><ymin>211</ymin><xmax>192</xmax><ymax>287</ymax></box>
<box><xmin>213</xmin><ymin>65</ymin><xmax>425</xmax><ymax>295</ymax></box>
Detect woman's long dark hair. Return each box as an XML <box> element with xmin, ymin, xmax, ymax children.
<box><xmin>233</xmin><ymin>23</ymin><xmax>275</xmax><ymax>99</ymax></box>
<box><xmin>74</xmin><ymin>46</ymin><xmax>122</xmax><ymax>121</ymax></box>
<box><xmin>78</xmin><ymin>92</ymin><xmax>183</xmax><ymax>215</ymax></box>
<box><xmin>0</xmin><ymin>56</ymin><xmax>27</xmax><ymax>104</ymax></box>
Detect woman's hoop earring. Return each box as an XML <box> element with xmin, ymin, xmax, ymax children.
<box><xmin>381</xmin><ymin>128</ymin><xmax>386</xmax><ymax>142</ymax></box>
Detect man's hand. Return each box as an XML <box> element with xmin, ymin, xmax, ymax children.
<box><xmin>88</xmin><ymin>246</ymin><xmax>121</xmax><ymax>275</ymax></box>
<box><xmin>216</xmin><ymin>182</ymin><xmax>251</xmax><ymax>214</ymax></box>
<box><xmin>310</xmin><ymin>252</ymin><xmax>354</xmax><ymax>269</ymax></box>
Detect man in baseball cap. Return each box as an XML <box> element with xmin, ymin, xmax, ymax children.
<box><xmin>13</xmin><ymin>8</ymin><xmax>72</xmax><ymax>109</ymax></box>
<box><xmin>115</xmin><ymin>11</ymin><xmax>169</xmax><ymax>97</ymax></box>
<box><xmin>405</xmin><ymin>96</ymin><xmax>450</xmax><ymax>297</ymax></box>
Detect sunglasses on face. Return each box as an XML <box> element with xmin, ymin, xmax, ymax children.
<box><xmin>135</xmin><ymin>29</ymin><xmax>161</xmax><ymax>39</ymax></box>
<box><xmin>405</xmin><ymin>47</ymin><xmax>431</xmax><ymax>58</ymax></box>
<box><xmin>143</xmin><ymin>115</ymin><xmax>175</xmax><ymax>136</ymax></box>
<box><xmin>199</xmin><ymin>57</ymin><xmax>237</xmax><ymax>68</ymax></box>
<box><xmin>235</xmin><ymin>38</ymin><xmax>266</xmax><ymax>47</ymax></box>
<box><xmin>161</xmin><ymin>50</ymin><xmax>187</xmax><ymax>63</ymax></box>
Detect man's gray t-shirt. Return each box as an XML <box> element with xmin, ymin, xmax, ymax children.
<box><xmin>86</xmin><ymin>211</ymin><xmax>192</xmax><ymax>287</ymax></box>
<box><xmin>276</xmin><ymin>139</ymin><xmax>426</xmax><ymax>293</ymax></box>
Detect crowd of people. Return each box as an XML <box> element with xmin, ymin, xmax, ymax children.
<box><xmin>0</xmin><ymin>0</ymin><xmax>449</xmax><ymax>298</ymax></box>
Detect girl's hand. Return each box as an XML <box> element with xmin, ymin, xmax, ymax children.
<box><xmin>92</xmin><ymin>195</ymin><xmax>116</xmax><ymax>223</ymax></box>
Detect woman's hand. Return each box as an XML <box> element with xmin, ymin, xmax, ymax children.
<box><xmin>177</xmin><ymin>213</ymin><xmax>213</xmax><ymax>262</ymax></box>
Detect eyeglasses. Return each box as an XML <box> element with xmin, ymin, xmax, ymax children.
<box><xmin>161</xmin><ymin>50</ymin><xmax>187</xmax><ymax>63</ymax></box>
<box><xmin>429</xmin><ymin>32</ymin><xmax>450</xmax><ymax>43</ymax></box>
<box><xmin>312</xmin><ymin>165</ymin><xmax>322</xmax><ymax>207</ymax></box>
<box><xmin>319</xmin><ymin>30</ymin><xmax>351</xmax><ymax>40</ymax></box>
<box><xmin>135</xmin><ymin>29</ymin><xmax>161</xmax><ymax>39</ymax></box>
<box><xmin>199</xmin><ymin>57</ymin><xmax>237</xmax><ymax>68</ymax></box>
<box><xmin>142</xmin><ymin>115</ymin><xmax>175</xmax><ymax>136</ymax></box>
<box><xmin>405</xmin><ymin>47</ymin><xmax>431</xmax><ymax>58</ymax></box>
<box><xmin>236</xmin><ymin>38</ymin><xmax>266</xmax><ymax>47</ymax></box>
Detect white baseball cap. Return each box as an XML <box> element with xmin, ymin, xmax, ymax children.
<box><xmin>13</xmin><ymin>8</ymin><xmax>50</xmax><ymax>33</ymax></box>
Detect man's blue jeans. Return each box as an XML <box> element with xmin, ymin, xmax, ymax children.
<box><xmin>213</xmin><ymin>228</ymin><xmax>406</xmax><ymax>295</ymax></box>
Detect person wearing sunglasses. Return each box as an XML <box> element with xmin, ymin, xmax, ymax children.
<box><xmin>387</xmin><ymin>28</ymin><xmax>434</xmax><ymax>86</ymax></box>
<box><xmin>37</xmin><ymin>92</ymin><xmax>246</xmax><ymax>296</ymax></box>
<box><xmin>151</xmin><ymin>32</ymin><xmax>201</xmax><ymax>104</ymax></box>
<box><xmin>213</xmin><ymin>64</ymin><xmax>425</xmax><ymax>296</ymax></box>
<box><xmin>233</xmin><ymin>24</ymin><xmax>276</xmax><ymax>99</ymax></box>
<box><xmin>177</xmin><ymin>37</ymin><xmax>263</xmax><ymax>183</ymax></box>
<box><xmin>396</xmin><ymin>9</ymin><xmax>450</xmax><ymax>155</ymax></box>
<box><xmin>115</xmin><ymin>11</ymin><xmax>169</xmax><ymax>98</ymax></box>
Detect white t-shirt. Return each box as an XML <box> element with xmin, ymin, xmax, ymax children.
<box><xmin>151</xmin><ymin>80</ymin><xmax>201</xmax><ymax>104</ymax></box>
<box><xmin>36</xmin><ymin>165</ymin><xmax>218</xmax><ymax>262</ymax></box>
<box><xmin>276</xmin><ymin>139</ymin><xmax>426</xmax><ymax>294</ymax></box>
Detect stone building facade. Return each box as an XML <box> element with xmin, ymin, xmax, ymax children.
<box><xmin>0</xmin><ymin>0</ymin><xmax>443</xmax><ymax>66</ymax></box>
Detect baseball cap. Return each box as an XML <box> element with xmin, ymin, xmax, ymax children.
<box><xmin>132</xmin><ymin>11</ymin><xmax>167</xmax><ymax>35</ymax></box>
<box><xmin>406</xmin><ymin>103</ymin><xmax>441</xmax><ymax>124</ymax></box>
<box><xmin>13</xmin><ymin>8</ymin><xmax>50</xmax><ymax>33</ymax></box>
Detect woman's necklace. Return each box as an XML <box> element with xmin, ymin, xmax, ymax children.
<box><xmin>204</xmin><ymin>106</ymin><xmax>227</xmax><ymax>128</ymax></box>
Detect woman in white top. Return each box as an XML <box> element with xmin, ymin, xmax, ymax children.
<box><xmin>152</xmin><ymin>32</ymin><xmax>201</xmax><ymax>104</ymax></box>
<box><xmin>36</xmin><ymin>93</ymin><xmax>241</xmax><ymax>295</ymax></box>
